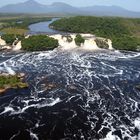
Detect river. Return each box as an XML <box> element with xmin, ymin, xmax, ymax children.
<box><xmin>28</xmin><ymin>18</ymin><xmax>62</xmax><ymax>34</ymax></box>
<box><xmin>0</xmin><ymin>19</ymin><xmax>140</xmax><ymax>140</ymax></box>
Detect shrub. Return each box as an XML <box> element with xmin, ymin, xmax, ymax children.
<box><xmin>95</xmin><ymin>38</ymin><xmax>109</xmax><ymax>49</ymax></box>
<box><xmin>74</xmin><ymin>34</ymin><xmax>85</xmax><ymax>46</ymax></box>
<box><xmin>112</xmin><ymin>36</ymin><xmax>140</xmax><ymax>51</ymax></box>
<box><xmin>15</xmin><ymin>34</ymin><xmax>24</xmax><ymax>40</ymax></box>
<box><xmin>50</xmin><ymin>16</ymin><xmax>140</xmax><ymax>51</ymax></box>
<box><xmin>0</xmin><ymin>75</ymin><xmax>28</xmax><ymax>89</ymax></box>
<box><xmin>21</xmin><ymin>35</ymin><xmax>59</xmax><ymax>51</ymax></box>
<box><xmin>1</xmin><ymin>34</ymin><xmax>16</xmax><ymax>45</ymax></box>
<box><xmin>1</xmin><ymin>34</ymin><xmax>24</xmax><ymax>45</ymax></box>
<box><xmin>50</xmin><ymin>16</ymin><xmax>130</xmax><ymax>38</ymax></box>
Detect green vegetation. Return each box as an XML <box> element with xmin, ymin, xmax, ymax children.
<box><xmin>50</xmin><ymin>16</ymin><xmax>129</xmax><ymax>37</ymax></box>
<box><xmin>21</xmin><ymin>35</ymin><xmax>59</xmax><ymax>51</ymax></box>
<box><xmin>1</xmin><ymin>28</ymin><xmax>27</xmax><ymax>35</ymax></box>
<box><xmin>50</xmin><ymin>16</ymin><xmax>140</xmax><ymax>51</ymax></box>
<box><xmin>0</xmin><ymin>17</ymin><xmax>52</xmax><ymax>30</ymax></box>
<box><xmin>112</xmin><ymin>36</ymin><xmax>140</xmax><ymax>51</ymax></box>
<box><xmin>74</xmin><ymin>34</ymin><xmax>85</xmax><ymax>46</ymax></box>
<box><xmin>0</xmin><ymin>75</ymin><xmax>28</xmax><ymax>91</ymax></box>
<box><xmin>95</xmin><ymin>38</ymin><xmax>109</xmax><ymax>49</ymax></box>
<box><xmin>0</xmin><ymin>16</ymin><xmax>53</xmax><ymax>46</ymax></box>
<box><xmin>1</xmin><ymin>34</ymin><xmax>24</xmax><ymax>45</ymax></box>
<box><xmin>0</xmin><ymin>16</ymin><xmax>52</xmax><ymax>35</ymax></box>
<box><xmin>1</xmin><ymin>34</ymin><xmax>16</xmax><ymax>45</ymax></box>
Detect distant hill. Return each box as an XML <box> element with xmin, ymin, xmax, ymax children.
<box><xmin>0</xmin><ymin>0</ymin><xmax>140</xmax><ymax>17</ymax></box>
<box><xmin>81</xmin><ymin>5</ymin><xmax>140</xmax><ymax>17</ymax></box>
<box><xmin>0</xmin><ymin>0</ymin><xmax>81</xmax><ymax>14</ymax></box>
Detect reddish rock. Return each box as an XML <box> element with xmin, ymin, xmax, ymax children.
<box><xmin>45</xmin><ymin>83</ymin><xmax>57</xmax><ymax>90</ymax></box>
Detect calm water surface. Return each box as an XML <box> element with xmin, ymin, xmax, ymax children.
<box><xmin>28</xmin><ymin>18</ymin><xmax>61</xmax><ymax>34</ymax></box>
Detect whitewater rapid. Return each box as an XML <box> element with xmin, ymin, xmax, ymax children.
<box><xmin>50</xmin><ymin>34</ymin><xmax>113</xmax><ymax>51</ymax></box>
<box><xmin>0</xmin><ymin>50</ymin><xmax>140</xmax><ymax>140</ymax></box>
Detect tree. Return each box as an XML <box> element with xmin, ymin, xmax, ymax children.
<box><xmin>21</xmin><ymin>35</ymin><xmax>59</xmax><ymax>51</ymax></box>
<box><xmin>74</xmin><ymin>34</ymin><xmax>85</xmax><ymax>46</ymax></box>
<box><xmin>50</xmin><ymin>16</ymin><xmax>140</xmax><ymax>51</ymax></box>
<box><xmin>1</xmin><ymin>34</ymin><xmax>25</xmax><ymax>45</ymax></box>
<box><xmin>1</xmin><ymin>34</ymin><xmax>16</xmax><ymax>45</ymax></box>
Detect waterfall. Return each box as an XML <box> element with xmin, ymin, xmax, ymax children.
<box><xmin>0</xmin><ymin>37</ymin><xmax>6</xmax><ymax>46</ymax></box>
<box><xmin>3</xmin><ymin>62</ymin><xmax>16</xmax><ymax>75</ymax></box>
<box><xmin>50</xmin><ymin>34</ymin><xmax>78</xmax><ymax>50</ymax></box>
<box><xmin>51</xmin><ymin>34</ymin><xmax>102</xmax><ymax>50</ymax></box>
<box><xmin>12</xmin><ymin>38</ymin><xmax>18</xmax><ymax>46</ymax></box>
<box><xmin>107</xmin><ymin>39</ymin><xmax>113</xmax><ymax>50</ymax></box>
<box><xmin>82</xmin><ymin>39</ymin><xmax>99</xmax><ymax>50</ymax></box>
<box><xmin>13</xmin><ymin>41</ymin><xmax>22</xmax><ymax>51</ymax></box>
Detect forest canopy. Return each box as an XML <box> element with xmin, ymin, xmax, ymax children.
<box><xmin>50</xmin><ymin>16</ymin><xmax>140</xmax><ymax>51</ymax></box>
<box><xmin>21</xmin><ymin>35</ymin><xmax>59</xmax><ymax>51</ymax></box>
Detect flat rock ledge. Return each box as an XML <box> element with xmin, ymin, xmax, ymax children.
<box><xmin>0</xmin><ymin>73</ymin><xmax>29</xmax><ymax>94</ymax></box>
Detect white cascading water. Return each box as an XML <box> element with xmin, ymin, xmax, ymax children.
<box><xmin>0</xmin><ymin>37</ymin><xmax>6</xmax><ymax>46</ymax></box>
<box><xmin>3</xmin><ymin>62</ymin><xmax>16</xmax><ymax>75</ymax></box>
<box><xmin>107</xmin><ymin>39</ymin><xmax>113</xmax><ymax>50</ymax></box>
<box><xmin>0</xmin><ymin>34</ymin><xmax>113</xmax><ymax>52</ymax></box>
<box><xmin>13</xmin><ymin>41</ymin><xmax>22</xmax><ymax>51</ymax></box>
<box><xmin>51</xmin><ymin>34</ymin><xmax>113</xmax><ymax>51</ymax></box>
<box><xmin>81</xmin><ymin>39</ymin><xmax>99</xmax><ymax>50</ymax></box>
<box><xmin>50</xmin><ymin>34</ymin><xmax>78</xmax><ymax>50</ymax></box>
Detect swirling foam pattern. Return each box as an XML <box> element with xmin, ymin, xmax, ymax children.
<box><xmin>0</xmin><ymin>50</ymin><xmax>140</xmax><ymax>140</ymax></box>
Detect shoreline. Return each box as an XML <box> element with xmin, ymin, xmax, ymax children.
<box><xmin>0</xmin><ymin>73</ymin><xmax>28</xmax><ymax>94</ymax></box>
<box><xmin>1</xmin><ymin>17</ymin><xmax>140</xmax><ymax>52</ymax></box>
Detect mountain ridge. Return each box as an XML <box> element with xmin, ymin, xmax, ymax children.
<box><xmin>0</xmin><ymin>0</ymin><xmax>140</xmax><ymax>17</ymax></box>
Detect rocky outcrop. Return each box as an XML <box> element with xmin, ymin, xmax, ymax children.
<box><xmin>95</xmin><ymin>38</ymin><xmax>113</xmax><ymax>50</ymax></box>
<box><xmin>0</xmin><ymin>73</ymin><xmax>28</xmax><ymax>94</ymax></box>
<box><xmin>0</xmin><ymin>45</ymin><xmax>12</xmax><ymax>51</ymax></box>
<box><xmin>135</xmin><ymin>85</ymin><xmax>140</xmax><ymax>91</ymax></box>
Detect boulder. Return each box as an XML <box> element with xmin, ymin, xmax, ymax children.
<box><xmin>45</xmin><ymin>83</ymin><xmax>57</xmax><ymax>90</ymax></box>
<box><xmin>0</xmin><ymin>73</ymin><xmax>28</xmax><ymax>94</ymax></box>
<box><xmin>95</xmin><ymin>38</ymin><xmax>109</xmax><ymax>49</ymax></box>
<box><xmin>135</xmin><ymin>85</ymin><xmax>140</xmax><ymax>91</ymax></box>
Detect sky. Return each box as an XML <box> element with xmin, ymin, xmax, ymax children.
<box><xmin>0</xmin><ymin>0</ymin><xmax>140</xmax><ymax>12</ymax></box>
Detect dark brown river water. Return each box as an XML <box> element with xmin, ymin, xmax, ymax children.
<box><xmin>0</xmin><ymin>50</ymin><xmax>140</xmax><ymax>140</ymax></box>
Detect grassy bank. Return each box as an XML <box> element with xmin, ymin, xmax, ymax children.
<box><xmin>0</xmin><ymin>75</ymin><xmax>28</xmax><ymax>93</ymax></box>
<box><xmin>1</xmin><ymin>28</ymin><xmax>27</xmax><ymax>35</ymax></box>
<box><xmin>50</xmin><ymin>16</ymin><xmax>140</xmax><ymax>51</ymax></box>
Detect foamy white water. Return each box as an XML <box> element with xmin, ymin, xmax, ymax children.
<box><xmin>0</xmin><ymin>49</ymin><xmax>140</xmax><ymax>140</ymax></box>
